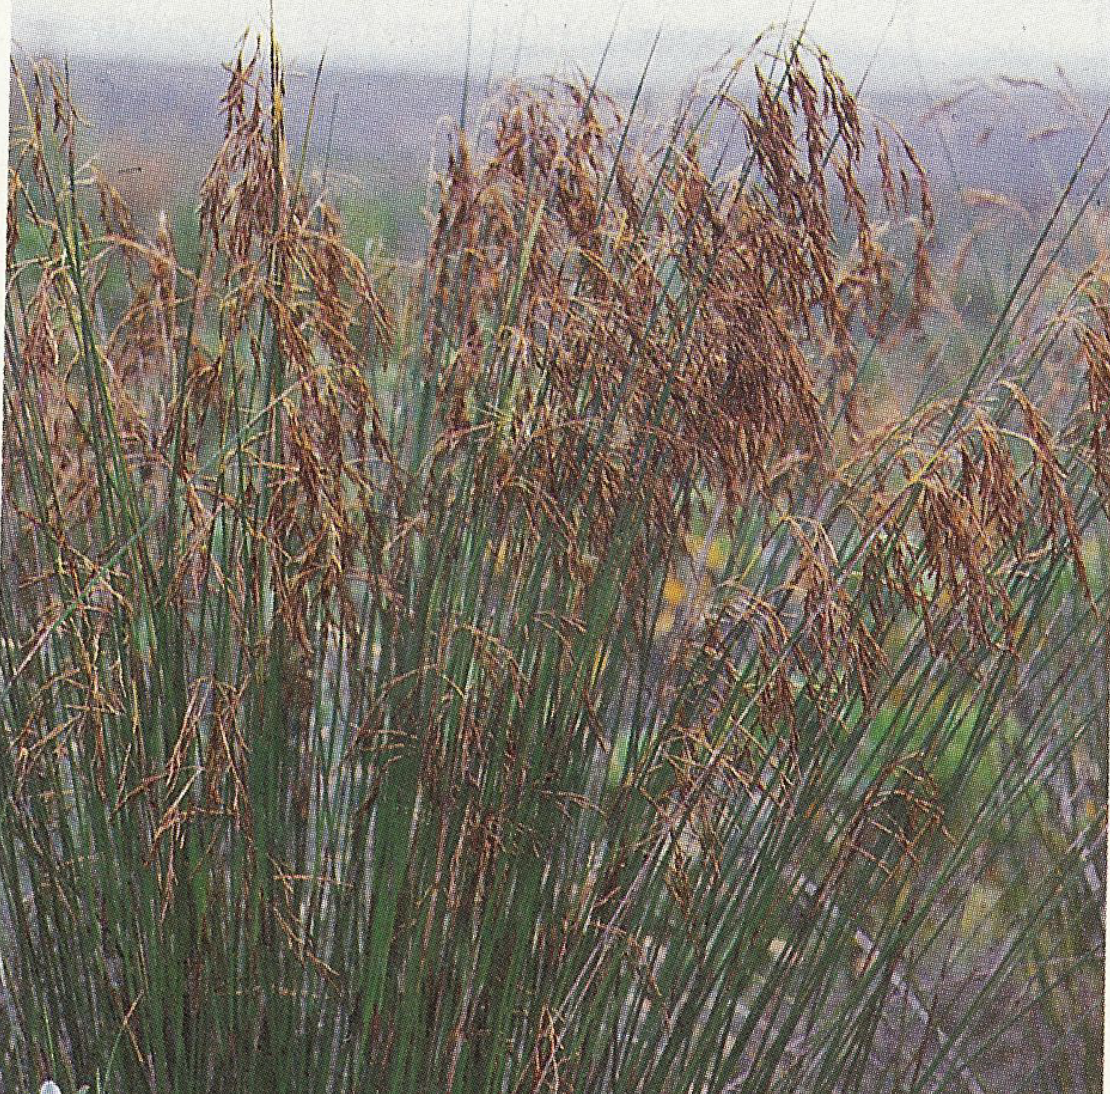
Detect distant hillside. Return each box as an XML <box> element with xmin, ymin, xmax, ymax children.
<box><xmin>9</xmin><ymin>51</ymin><xmax>1109</xmax><ymax>256</ymax></box>
<box><xmin>9</xmin><ymin>52</ymin><xmax>473</xmax><ymax>182</ymax></box>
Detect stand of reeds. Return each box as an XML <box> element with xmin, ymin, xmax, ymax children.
<box><xmin>1</xmin><ymin>27</ymin><xmax>1105</xmax><ymax>1094</ymax></box>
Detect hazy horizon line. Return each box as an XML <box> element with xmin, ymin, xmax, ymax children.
<box><xmin>12</xmin><ymin>15</ymin><xmax>1110</xmax><ymax>97</ymax></box>
<box><xmin>11</xmin><ymin>47</ymin><xmax>1110</xmax><ymax>104</ymax></box>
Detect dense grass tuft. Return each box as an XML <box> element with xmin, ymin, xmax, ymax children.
<box><xmin>1</xmin><ymin>29</ymin><xmax>1105</xmax><ymax>1094</ymax></box>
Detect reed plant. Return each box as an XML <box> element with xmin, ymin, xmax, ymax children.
<box><xmin>0</xmin><ymin>27</ymin><xmax>1105</xmax><ymax>1094</ymax></box>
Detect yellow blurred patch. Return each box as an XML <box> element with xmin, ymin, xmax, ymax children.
<box><xmin>705</xmin><ymin>537</ymin><xmax>728</xmax><ymax>572</ymax></box>
<box><xmin>663</xmin><ymin>575</ymin><xmax>687</xmax><ymax>606</ymax></box>
<box><xmin>684</xmin><ymin>533</ymin><xmax>728</xmax><ymax>573</ymax></box>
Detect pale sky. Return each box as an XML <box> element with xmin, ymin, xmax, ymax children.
<box><xmin>10</xmin><ymin>0</ymin><xmax>1110</xmax><ymax>88</ymax></box>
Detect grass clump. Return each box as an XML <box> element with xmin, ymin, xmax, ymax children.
<box><xmin>1</xmin><ymin>28</ymin><xmax>1105</xmax><ymax>1094</ymax></box>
